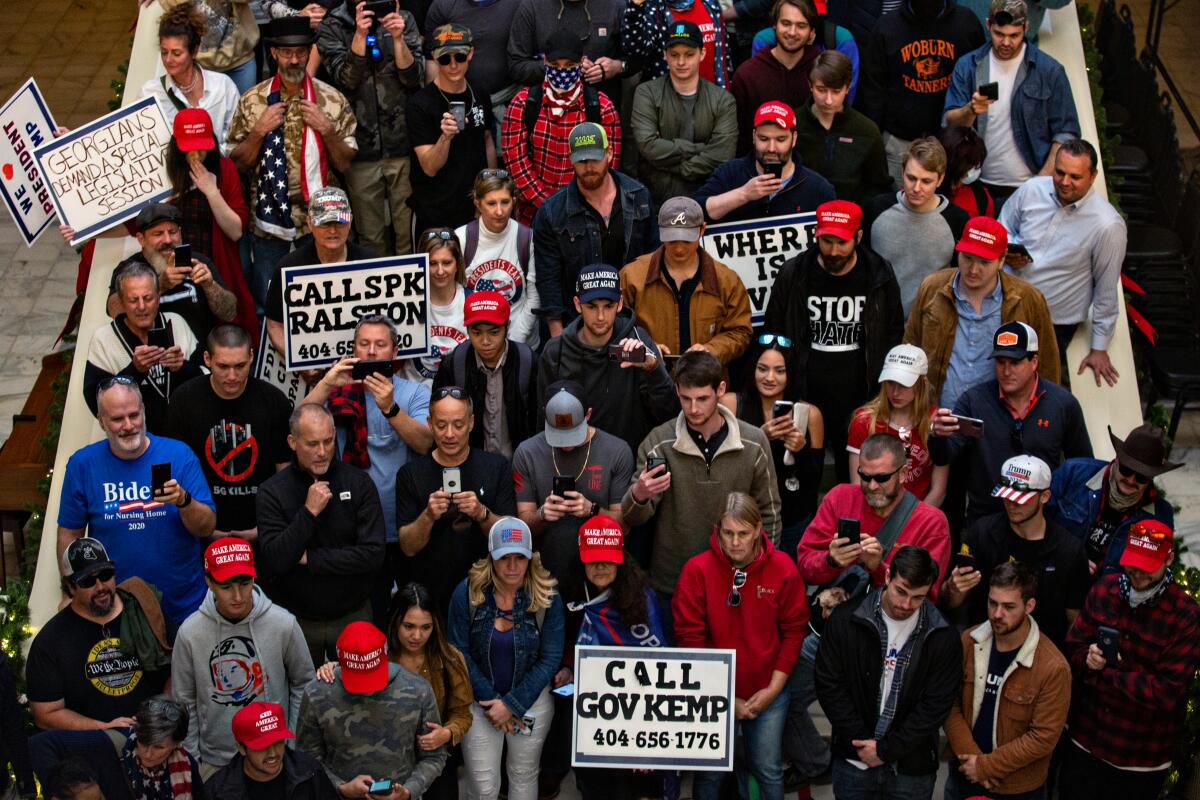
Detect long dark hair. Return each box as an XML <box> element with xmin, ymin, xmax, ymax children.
<box><xmin>387</xmin><ymin>582</ymin><xmax>459</xmax><ymax>668</ymax></box>
<box><xmin>598</xmin><ymin>558</ymin><xmax>652</xmax><ymax>629</ymax></box>
<box><xmin>736</xmin><ymin>335</ymin><xmax>801</xmax><ymax>425</ymax></box>
<box><xmin>165</xmin><ymin>138</ymin><xmax>222</xmax><ymax>203</ymax></box>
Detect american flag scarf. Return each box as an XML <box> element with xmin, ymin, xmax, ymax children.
<box><xmin>255</xmin><ymin>73</ymin><xmax>328</xmax><ymax>240</ymax></box>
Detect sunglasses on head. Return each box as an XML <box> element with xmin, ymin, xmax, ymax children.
<box><xmin>726</xmin><ymin>569</ymin><xmax>747</xmax><ymax>607</ymax></box>
<box><xmin>99</xmin><ymin>375</ymin><xmax>137</xmax><ymax>391</ymax></box>
<box><xmin>479</xmin><ymin>169</ymin><xmax>510</xmax><ymax>180</ymax></box>
<box><xmin>757</xmin><ymin>333</ymin><xmax>793</xmax><ymax>349</ymax></box>
<box><xmin>1117</xmin><ymin>462</ymin><xmax>1150</xmax><ymax>484</ymax></box>
<box><xmin>436</xmin><ymin>52</ymin><xmax>469</xmax><ymax>65</ymax></box>
<box><xmin>421</xmin><ymin>229</ymin><xmax>456</xmax><ymax>242</ymax></box>
<box><xmin>434</xmin><ymin>386</ymin><xmax>468</xmax><ymax>401</ymax></box>
<box><xmin>72</xmin><ymin>568</ymin><xmax>115</xmax><ymax>589</ymax></box>
<box><xmin>857</xmin><ymin>465</ymin><xmax>902</xmax><ymax>485</ymax></box>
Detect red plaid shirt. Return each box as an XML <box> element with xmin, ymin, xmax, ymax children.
<box><xmin>1064</xmin><ymin>573</ymin><xmax>1200</xmax><ymax>768</ymax></box>
<box><xmin>501</xmin><ymin>85</ymin><xmax>622</xmax><ymax>225</ymax></box>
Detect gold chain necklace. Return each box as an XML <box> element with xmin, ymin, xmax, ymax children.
<box><xmin>551</xmin><ymin>433</ymin><xmax>593</xmax><ymax>480</ymax></box>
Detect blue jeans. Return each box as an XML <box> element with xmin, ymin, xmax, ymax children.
<box><xmin>694</xmin><ymin>688</ymin><xmax>789</xmax><ymax>800</ymax></box>
<box><xmin>944</xmin><ymin>769</ymin><xmax>1044</xmax><ymax>800</ymax></box>
<box><xmin>784</xmin><ymin>633</ymin><xmax>830</xmax><ymax>778</ymax></box>
<box><xmin>249</xmin><ymin>234</ymin><xmax>296</xmax><ymax>311</ymax></box>
<box><xmin>222</xmin><ymin>57</ymin><xmax>258</xmax><ymax>95</ymax></box>
<box><xmin>831</xmin><ymin>758</ymin><xmax>936</xmax><ymax>800</ymax></box>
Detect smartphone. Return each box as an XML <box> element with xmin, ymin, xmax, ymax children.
<box><xmin>553</xmin><ymin>475</ymin><xmax>575</xmax><ymax>497</ymax></box>
<box><xmin>772</xmin><ymin>400</ymin><xmax>794</xmax><ymax>419</ymax></box>
<box><xmin>953</xmin><ymin>415</ymin><xmax>985</xmax><ymax>438</ymax></box>
<box><xmin>552</xmin><ymin>682</ymin><xmax>576</xmax><ymax>697</ymax></box>
<box><xmin>362</xmin><ymin>0</ymin><xmax>396</xmax><ymax>18</ymax></box>
<box><xmin>151</xmin><ymin>462</ymin><xmax>171</xmax><ymax>497</ymax></box>
<box><xmin>607</xmin><ymin>343</ymin><xmax>646</xmax><ymax>363</ymax></box>
<box><xmin>352</xmin><ymin>359</ymin><xmax>394</xmax><ymax>381</ymax></box>
<box><xmin>1097</xmin><ymin>625</ymin><xmax>1120</xmax><ymax>664</ymax></box>
<box><xmin>837</xmin><ymin>517</ymin><xmax>861</xmax><ymax>547</ymax></box>
<box><xmin>173</xmin><ymin>243</ymin><xmax>191</xmax><ymax>270</ymax></box>
<box><xmin>442</xmin><ymin>466</ymin><xmax>462</xmax><ymax>495</ymax></box>
<box><xmin>148</xmin><ymin>320</ymin><xmax>175</xmax><ymax>349</ymax></box>
<box><xmin>449</xmin><ymin>101</ymin><xmax>467</xmax><ymax>132</ymax></box>
<box><xmin>1008</xmin><ymin>242</ymin><xmax>1030</xmax><ymax>258</ymax></box>
<box><xmin>368</xmin><ymin>779</ymin><xmax>393</xmax><ymax>796</ymax></box>
<box><xmin>646</xmin><ymin>456</ymin><xmax>668</xmax><ymax>474</ymax></box>
<box><xmin>979</xmin><ymin>81</ymin><xmax>999</xmax><ymax>101</ymax></box>
<box><xmin>763</xmin><ymin>161</ymin><xmax>784</xmax><ymax>180</ymax></box>
<box><xmin>952</xmin><ymin>551</ymin><xmax>977</xmax><ymax>572</ymax></box>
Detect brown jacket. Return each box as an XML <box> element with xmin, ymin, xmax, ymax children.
<box><xmin>905</xmin><ymin>268</ymin><xmax>1060</xmax><ymax>398</ymax></box>
<box><xmin>943</xmin><ymin>619</ymin><xmax>1071</xmax><ymax>794</ymax></box>
<box><xmin>620</xmin><ymin>248</ymin><xmax>752</xmax><ymax>366</ymax></box>
<box><xmin>412</xmin><ymin>647</ymin><xmax>474</xmax><ymax>745</ymax></box>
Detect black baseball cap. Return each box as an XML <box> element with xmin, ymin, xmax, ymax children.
<box><xmin>544</xmin><ymin>30</ymin><xmax>584</xmax><ymax>62</ymax></box>
<box><xmin>990</xmin><ymin>321</ymin><xmax>1039</xmax><ymax>360</ymax></box>
<box><xmin>135</xmin><ymin>203</ymin><xmax>182</xmax><ymax>232</ymax></box>
<box><xmin>666</xmin><ymin>21</ymin><xmax>704</xmax><ymax>49</ymax></box>
<box><xmin>62</xmin><ymin>538</ymin><xmax>115</xmax><ymax>581</ymax></box>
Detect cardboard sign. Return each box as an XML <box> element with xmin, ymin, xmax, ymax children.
<box><xmin>700</xmin><ymin>212</ymin><xmax>818</xmax><ymax>326</ymax></box>
<box><xmin>281</xmin><ymin>255</ymin><xmax>429</xmax><ymax>371</ymax></box>
<box><xmin>34</xmin><ymin>96</ymin><xmax>171</xmax><ymax>246</ymax></box>
<box><xmin>253</xmin><ymin>318</ymin><xmax>305</xmax><ymax>408</ymax></box>
<box><xmin>0</xmin><ymin>79</ymin><xmax>58</xmax><ymax>246</ymax></box>
<box><xmin>572</xmin><ymin>646</ymin><xmax>735</xmax><ymax>771</ymax></box>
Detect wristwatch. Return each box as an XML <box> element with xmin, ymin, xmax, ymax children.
<box><xmin>383</xmin><ymin>403</ymin><xmax>401</xmax><ymax>419</ymax></box>
<box><xmin>178</xmin><ymin>489</ymin><xmax>193</xmax><ymax>509</ymax></box>
<box><xmin>589</xmin><ymin>501</ymin><xmax>599</xmax><ymax>517</ymax></box>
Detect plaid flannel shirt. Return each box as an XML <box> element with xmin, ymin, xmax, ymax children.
<box><xmin>1064</xmin><ymin>573</ymin><xmax>1200</xmax><ymax>768</ymax></box>
<box><xmin>501</xmin><ymin>85</ymin><xmax>622</xmax><ymax>225</ymax></box>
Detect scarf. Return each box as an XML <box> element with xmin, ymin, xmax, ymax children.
<box><xmin>1119</xmin><ymin>570</ymin><xmax>1173</xmax><ymax>608</ymax></box>
<box><xmin>1105</xmin><ymin>463</ymin><xmax>1146</xmax><ymax>513</ymax></box>
<box><xmin>121</xmin><ymin>734</ymin><xmax>193</xmax><ymax>800</ymax></box>
<box><xmin>544</xmin><ymin>67</ymin><xmax>582</xmax><ymax>114</ymax></box>
<box><xmin>329</xmin><ymin>383</ymin><xmax>370</xmax><ymax>468</ymax></box>
<box><xmin>254</xmin><ymin>73</ymin><xmax>327</xmax><ymax>240</ymax></box>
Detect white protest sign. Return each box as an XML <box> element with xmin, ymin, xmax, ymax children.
<box><xmin>700</xmin><ymin>212</ymin><xmax>818</xmax><ymax>326</ymax></box>
<box><xmin>34</xmin><ymin>96</ymin><xmax>171</xmax><ymax>246</ymax></box>
<box><xmin>572</xmin><ymin>646</ymin><xmax>735</xmax><ymax>771</ymax></box>
<box><xmin>0</xmin><ymin>79</ymin><xmax>58</xmax><ymax>247</ymax></box>
<box><xmin>253</xmin><ymin>318</ymin><xmax>304</xmax><ymax>408</ymax></box>
<box><xmin>282</xmin><ymin>255</ymin><xmax>429</xmax><ymax>371</ymax></box>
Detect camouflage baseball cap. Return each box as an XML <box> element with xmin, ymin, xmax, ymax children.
<box><xmin>431</xmin><ymin>24</ymin><xmax>473</xmax><ymax>58</ymax></box>
<box><xmin>988</xmin><ymin>0</ymin><xmax>1028</xmax><ymax>25</ymax></box>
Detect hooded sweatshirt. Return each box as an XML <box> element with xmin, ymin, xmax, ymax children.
<box><xmin>171</xmin><ymin>585</ymin><xmax>315</xmax><ymax>767</ymax></box>
<box><xmin>730</xmin><ymin>44</ymin><xmax>821</xmax><ymax>153</ymax></box>
<box><xmin>673</xmin><ymin>531</ymin><xmax>809</xmax><ymax>698</ymax></box>
<box><xmin>537</xmin><ymin>310</ymin><xmax>678</xmax><ymax>457</ymax></box>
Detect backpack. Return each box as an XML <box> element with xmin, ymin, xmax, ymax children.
<box><xmin>523</xmin><ymin>82</ymin><xmax>603</xmax><ymax>147</ymax></box>
<box><xmin>462</xmin><ymin>218</ymin><xmax>532</xmax><ymax>278</ymax></box>
<box><xmin>449</xmin><ymin>338</ymin><xmax>534</xmax><ymax>395</ymax></box>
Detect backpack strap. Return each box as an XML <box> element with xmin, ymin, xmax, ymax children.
<box><xmin>451</xmin><ymin>342</ymin><xmax>470</xmax><ymax>389</ymax></box>
<box><xmin>821</xmin><ymin>18</ymin><xmax>837</xmax><ymax>50</ymax></box>
<box><xmin>516</xmin><ymin>223</ymin><xmax>532</xmax><ymax>276</ymax></box>
<box><xmin>464</xmin><ymin>219</ymin><xmax>481</xmax><ymax>267</ymax></box>
<box><xmin>515</xmin><ymin>343</ymin><xmax>533</xmax><ymax>396</ymax></box>
<box><xmin>583</xmin><ymin>84</ymin><xmax>602</xmax><ymax>125</ymax></box>
<box><xmin>160</xmin><ymin>76</ymin><xmax>188</xmax><ymax>112</ymax></box>
<box><xmin>524</xmin><ymin>84</ymin><xmax>543</xmax><ymax>145</ymax></box>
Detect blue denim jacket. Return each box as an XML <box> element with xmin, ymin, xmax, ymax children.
<box><xmin>942</xmin><ymin>41</ymin><xmax>1080</xmax><ymax>174</ymax></box>
<box><xmin>532</xmin><ymin>171</ymin><xmax>659</xmax><ymax>323</ymax></box>
<box><xmin>447</xmin><ymin>578</ymin><xmax>566</xmax><ymax>717</ymax></box>
<box><xmin>1045</xmin><ymin>458</ymin><xmax>1175</xmax><ymax>576</ymax></box>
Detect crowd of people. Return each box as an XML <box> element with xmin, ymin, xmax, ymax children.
<box><xmin>16</xmin><ymin>0</ymin><xmax>1192</xmax><ymax>798</ymax></box>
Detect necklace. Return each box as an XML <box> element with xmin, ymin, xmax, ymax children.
<box><xmin>551</xmin><ymin>433</ymin><xmax>593</xmax><ymax>480</ymax></box>
<box><xmin>177</xmin><ymin>66</ymin><xmax>200</xmax><ymax>95</ymax></box>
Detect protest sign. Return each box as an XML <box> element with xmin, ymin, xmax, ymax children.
<box><xmin>700</xmin><ymin>212</ymin><xmax>818</xmax><ymax>325</ymax></box>
<box><xmin>0</xmin><ymin>79</ymin><xmax>58</xmax><ymax>246</ymax></box>
<box><xmin>282</xmin><ymin>255</ymin><xmax>429</xmax><ymax>371</ymax></box>
<box><xmin>253</xmin><ymin>319</ymin><xmax>304</xmax><ymax>408</ymax></box>
<box><xmin>572</xmin><ymin>646</ymin><xmax>735</xmax><ymax>771</ymax></box>
<box><xmin>34</xmin><ymin>96</ymin><xmax>171</xmax><ymax>246</ymax></box>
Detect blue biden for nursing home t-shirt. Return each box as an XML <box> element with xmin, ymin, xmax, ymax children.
<box><xmin>58</xmin><ymin>435</ymin><xmax>214</xmax><ymax>627</ymax></box>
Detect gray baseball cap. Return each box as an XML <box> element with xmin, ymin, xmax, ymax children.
<box><xmin>658</xmin><ymin>196</ymin><xmax>704</xmax><ymax>243</ymax></box>
<box><xmin>544</xmin><ymin>386</ymin><xmax>588</xmax><ymax>448</ymax></box>
<box><xmin>488</xmin><ymin>517</ymin><xmax>533</xmax><ymax>560</ymax></box>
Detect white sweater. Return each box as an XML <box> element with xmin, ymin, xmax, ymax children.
<box><xmin>455</xmin><ymin>219</ymin><xmax>540</xmax><ymax>348</ymax></box>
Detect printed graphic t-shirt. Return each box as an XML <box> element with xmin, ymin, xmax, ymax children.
<box><xmin>805</xmin><ymin>262</ymin><xmax>869</xmax><ymax>405</ymax></box>
<box><xmin>972</xmin><ymin>640</ymin><xmax>1020</xmax><ymax>752</ymax></box>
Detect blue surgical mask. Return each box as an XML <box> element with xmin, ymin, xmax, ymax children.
<box><xmin>546</xmin><ymin>64</ymin><xmax>582</xmax><ymax>92</ymax></box>
<box><xmin>963</xmin><ymin>166</ymin><xmax>982</xmax><ymax>185</ymax></box>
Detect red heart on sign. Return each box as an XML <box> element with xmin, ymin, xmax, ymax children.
<box><xmin>1</xmin><ymin>164</ymin><xmax>12</xmax><ymax>180</ymax></box>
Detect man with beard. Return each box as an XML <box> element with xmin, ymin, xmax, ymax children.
<box><xmin>84</xmin><ymin>261</ymin><xmax>206</xmax><ymax>434</ymax></box>
<box><xmin>109</xmin><ymin>203</ymin><xmax>238</xmax><ymax>345</ymax></box>
<box><xmin>532</xmin><ymin>122</ymin><xmax>658</xmax><ymax>334</ymax></box>
<box><xmin>227</xmin><ymin>16</ymin><xmax>358</xmax><ymax>307</ymax></box>
<box><xmin>764</xmin><ymin>200</ymin><xmax>903</xmax><ymax>481</ymax></box>
<box><xmin>1061</xmin><ymin>520</ymin><xmax>1200</xmax><ymax>799</ymax></box>
<box><xmin>941</xmin><ymin>455</ymin><xmax>1089</xmax><ymax>647</ymax></box>
<box><xmin>942</xmin><ymin>562</ymin><xmax>1071</xmax><ymax>799</ymax></box>
<box><xmin>27</xmin><ymin>539</ymin><xmax>170</xmax><ymax>730</ymax></box>
<box><xmin>694</xmin><ymin>101</ymin><xmax>835</xmax><ymax>223</ymax></box>
<box><xmin>59</xmin><ymin>379</ymin><xmax>215</xmax><ymax>633</ymax></box>
<box><xmin>257</xmin><ymin>404</ymin><xmax>386</xmax><ymax>666</ymax></box>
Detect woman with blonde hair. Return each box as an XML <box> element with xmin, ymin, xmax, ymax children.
<box><xmin>848</xmin><ymin>344</ymin><xmax>947</xmax><ymax>506</ymax></box>
<box><xmin>404</xmin><ymin>229</ymin><xmax>469</xmax><ymax>385</ymax></box>
<box><xmin>447</xmin><ymin>518</ymin><xmax>564</xmax><ymax>800</ymax></box>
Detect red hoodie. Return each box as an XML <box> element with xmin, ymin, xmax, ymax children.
<box><xmin>673</xmin><ymin>530</ymin><xmax>809</xmax><ymax>699</ymax></box>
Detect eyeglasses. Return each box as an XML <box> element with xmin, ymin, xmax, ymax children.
<box><xmin>433</xmin><ymin>386</ymin><xmax>468</xmax><ymax>401</ymax></box>
<box><xmin>757</xmin><ymin>333</ymin><xmax>793</xmax><ymax>348</ymax></box>
<box><xmin>857</xmin><ymin>466</ymin><xmax>902</xmax><ymax>485</ymax></box>
<box><xmin>479</xmin><ymin>169</ymin><xmax>510</xmax><ymax>180</ymax></box>
<box><xmin>421</xmin><ymin>229</ymin><xmax>456</xmax><ymax>242</ymax></box>
<box><xmin>726</xmin><ymin>569</ymin><xmax>747</xmax><ymax>607</ymax></box>
<box><xmin>1010</xmin><ymin>418</ymin><xmax>1025</xmax><ymax>451</ymax></box>
<box><xmin>72</xmin><ymin>568</ymin><xmax>116</xmax><ymax>589</ymax></box>
<box><xmin>436</xmin><ymin>52</ymin><xmax>469</xmax><ymax>65</ymax></box>
<box><xmin>365</xmin><ymin>33</ymin><xmax>382</xmax><ymax>62</ymax></box>
<box><xmin>1117</xmin><ymin>462</ymin><xmax>1150</xmax><ymax>484</ymax></box>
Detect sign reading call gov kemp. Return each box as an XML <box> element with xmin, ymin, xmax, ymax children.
<box><xmin>282</xmin><ymin>255</ymin><xmax>430</xmax><ymax>371</ymax></box>
<box><xmin>572</xmin><ymin>646</ymin><xmax>735</xmax><ymax>771</ymax></box>
<box><xmin>700</xmin><ymin>212</ymin><xmax>818</xmax><ymax>326</ymax></box>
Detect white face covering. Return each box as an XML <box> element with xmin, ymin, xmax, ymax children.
<box><xmin>962</xmin><ymin>166</ymin><xmax>983</xmax><ymax>185</ymax></box>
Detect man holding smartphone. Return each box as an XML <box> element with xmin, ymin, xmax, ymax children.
<box><xmin>1061</xmin><ymin>520</ymin><xmax>1200</xmax><ymax>799</ymax></box>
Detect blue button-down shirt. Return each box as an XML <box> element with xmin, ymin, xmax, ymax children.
<box><xmin>941</xmin><ymin>271</ymin><xmax>1004</xmax><ymax>408</ymax></box>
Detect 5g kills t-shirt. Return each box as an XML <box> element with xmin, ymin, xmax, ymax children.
<box><xmin>806</xmin><ymin>264</ymin><xmax>869</xmax><ymax>401</ymax></box>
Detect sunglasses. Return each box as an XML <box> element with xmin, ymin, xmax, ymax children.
<box><xmin>73</xmin><ymin>568</ymin><xmax>116</xmax><ymax>589</ymax></box>
<box><xmin>479</xmin><ymin>169</ymin><xmax>510</xmax><ymax>180</ymax></box>
<box><xmin>99</xmin><ymin>375</ymin><xmax>137</xmax><ymax>390</ymax></box>
<box><xmin>757</xmin><ymin>333</ymin><xmax>793</xmax><ymax>349</ymax></box>
<box><xmin>1117</xmin><ymin>462</ymin><xmax>1150</xmax><ymax>484</ymax></box>
<box><xmin>436</xmin><ymin>52</ymin><xmax>469</xmax><ymax>65</ymax></box>
<box><xmin>434</xmin><ymin>386</ymin><xmax>468</xmax><ymax>401</ymax></box>
<box><xmin>1010</xmin><ymin>417</ymin><xmax>1025</xmax><ymax>451</ymax></box>
<box><xmin>857</xmin><ymin>466</ymin><xmax>902</xmax><ymax>485</ymax></box>
<box><xmin>995</xmin><ymin>476</ymin><xmax>1033</xmax><ymax>492</ymax></box>
<box><xmin>726</xmin><ymin>569</ymin><xmax>748</xmax><ymax>607</ymax></box>
<box><xmin>421</xmin><ymin>229</ymin><xmax>456</xmax><ymax>242</ymax></box>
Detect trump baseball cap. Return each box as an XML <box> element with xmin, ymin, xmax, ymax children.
<box><xmin>753</xmin><ymin>101</ymin><xmax>796</xmax><ymax>130</ymax></box>
<box><xmin>1120</xmin><ymin>519</ymin><xmax>1174</xmax><ymax>572</ymax></box>
<box><xmin>955</xmin><ymin>216</ymin><xmax>1009</xmax><ymax>260</ymax></box>
<box><xmin>489</xmin><ymin>517</ymin><xmax>534</xmax><ymax>560</ymax></box>
<box><xmin>231</xmin><ymin>702</ymin><xmax>294</xmax><ymax>750</ymax></box>
<box><xmin>464</xmin><ymin>291</ymin><xmax>510</xmax><ymax>327</ymax></box>
<box><xmin>337</xmin><ymin>621</ymin><xmax>389</xmax><ymax>694</ymax></box>
<box><xmin>878</xmin><ymin>344</ymin><xmax>928</xmax><ymax>388</ymax></box>
<box><xmin>991</xmin><ymin>455</ymin><xmax>1052</xmax><ymax>505</ymax></box>
<box><xmin>173</xmin><ymin>108</ymin><xmax>216</xmax><ymax>152</ymax></box>
<box><xmin>991</xmin><ymin>321</ymin><xmax>1039</xmax><ymax>360</ymax></box>
<box><xmin>576</xmin><ymin>263</ymin><xmax>621</xmax><ymax>303</ymax></box>
<box><xmin>204</xmin><ymin>537</ymin><xmax>256</xmax><ymax>582</ymax></box>
<box><xmin>579</xmin><ymin>515</ymin><xmax>625</xmax><ymax>564</ymax></box>
<box><xmin>309</xmin><ymin>187</ymin><xmax>352</xmax><ymax>227</ymax></box>
<box><xmin>813</xmin><ymin>200</ymin><xmax>862</xmax><ymax>240</ymax></box>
